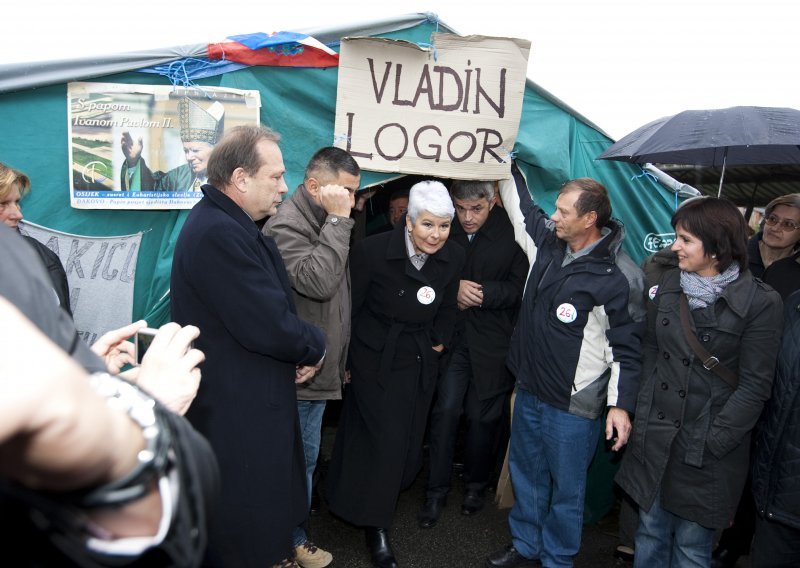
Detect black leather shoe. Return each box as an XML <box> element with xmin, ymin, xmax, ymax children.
<box><xmin>365</xmin><ymin>527</ymin><xmax>398</xmax><ymax>568</ymax></box>
<box><xmin>417</xmin><ymin>496</ymin><xmax>446</xmax><ymax>528</ymax></box>
<box><xmin>461</xmin><ymin>489</ymin><xmax>485</xmax><ymax>516</ymax></box>
<box><xmin>485</xmin><ymin>544</ymin><xmax>538</xmax><ymax>567</ymax></box>
<box><xmin>710</xmin><ymin>546</ymin><xmax>741</xmax><ymax>568</ymax></box>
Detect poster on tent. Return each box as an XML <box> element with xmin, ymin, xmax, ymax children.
<box><xmin>333</xmin><ymin>33</ymin><xmax>531</xmax><ymax>180</ymax></box>
<box><xmin>67</xmin><ymin>82</ymin><xmax>261</xmax><ymax>210</ymax></box>
<box><xmin>18</xmin><ymin>220</ymin><xmax>143</xmax><ymax>346</ymax></box>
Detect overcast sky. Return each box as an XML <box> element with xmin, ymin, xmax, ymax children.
<box><xmin>6</xmin><ymin>0</ymin><xmax>799</xmax><ymax>140</ymax></box>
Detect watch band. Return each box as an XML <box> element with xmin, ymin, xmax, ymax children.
<box><xmin>68</xmin><ymin>373</ymin><xmax>172</xmax><ymax>508</ymax></box>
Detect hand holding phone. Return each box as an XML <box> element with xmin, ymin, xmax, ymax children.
<box><xmin>135</xmin><ymin>327</ymin><xmax>158</xmax><ymax>365</ymax></box>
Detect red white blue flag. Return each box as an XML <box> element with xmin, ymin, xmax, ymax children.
<box><xmin>208</xmin><ymin>32</ymin><xmax>339</xmax><ymax>68</ymax></box>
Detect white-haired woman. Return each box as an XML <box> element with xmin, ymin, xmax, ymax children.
<box><xmin>326</xmin><ymin>181</ymin><xmax>465</xmax><ymax>568</ymax></box>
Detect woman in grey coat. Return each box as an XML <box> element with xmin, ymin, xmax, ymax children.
<box><xmin>615</xmin><ymin>198</ymin><xmax>783</xmax><ymax>568</ymax></box>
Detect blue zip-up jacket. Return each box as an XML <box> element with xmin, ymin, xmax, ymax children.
<box><xmin>506</xmin><ymin>165</ymin><xmax>646</xmax><ymax>419</ymax></box>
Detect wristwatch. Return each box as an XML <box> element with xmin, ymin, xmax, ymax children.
<box><xmin>69</xmin><ymin>373</ymin><xmax>172</xmax><ymax>508</ymax></box>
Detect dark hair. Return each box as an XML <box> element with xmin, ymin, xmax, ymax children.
<box><xmin>671</xmin><ymin>197</ymin><xmax>748</xmax><ymax>271</ymax></box>
<box><xmin>304</xmin><ymin>147</ymin><xmax>360</xmax><ymax>183</ymax></box>
<box><xmin>206</xmin><ymin>125</ymin><xmax>281</xmax><ymax>188</ymax></box>
<box><xmin>389</xmin><ymin>189</ymin><xmax>409</xmax><ymax>203</ymax></box>
<box><xmin>560</xmin><ymin>178</ymin><xmax>611</xmax><ymax>228</ymax></box>
<box><xmin>450</xmin><ymin>180</ymin><xmax>495</xmax><ymax>202</ymax></box>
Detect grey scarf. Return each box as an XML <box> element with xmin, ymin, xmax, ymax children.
<box><xmin>680</xmin><ymin>263</ymin><xmax>740</xmax><ymax>309</ymax></box>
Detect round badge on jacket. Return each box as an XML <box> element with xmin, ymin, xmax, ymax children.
<box><xmin>556</xmin><ymin>302</ymin><xmax>577</xmax><ymax>323</ymax></box>
<box><xmin>417</xmin><ymin>286</ymin><xmax>435</xmax><ymax>305</ymax></box>
<box><xmin>649</xmin><ymin>285</ymin><xmax>659</xmax><ymax>301</ymax></box>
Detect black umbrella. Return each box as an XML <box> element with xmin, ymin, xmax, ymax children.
<box><xmin>597</xmin><ymin>106</ymin><xmax>800</xmax><ymax>196</ymax></box>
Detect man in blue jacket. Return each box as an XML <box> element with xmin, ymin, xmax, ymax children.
<box><xmin>486</xmin><ymin>164</ymin><xmax>645</xmax><ymax>568</ymax></box>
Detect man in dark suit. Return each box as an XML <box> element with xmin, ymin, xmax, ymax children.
<box><xmin>171</xmin><ymin>125</ymin><xmax>326</xmax><ymax>568</ymax></box>
<box><xmin>418</xmin><ymin>180</ymin><xmax>529</xmax><ymax>528</ymax></box>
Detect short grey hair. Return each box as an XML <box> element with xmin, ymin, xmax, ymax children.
<box><xmin>407</xmin><ymin>180</ymin><xmax>455</xmax><ymax>222</ymax></box>
<box><xmin>450</xmin><ymin>180</ymin><xmax>495</xmax><ymax>202</ymax></box>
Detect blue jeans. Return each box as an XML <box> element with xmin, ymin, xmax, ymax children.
<box><xmin>508</xmin><ymin>389</ymin><xmax>600</xmax><ymax>568</ymax></box>
<box><xmin>634</xmin><ymin>490</ymin><xmax>714</xmax><ymax>568</ymax></box>
<box><xmin>292</xmin><ymin>399</ymin><xmax>326</xmax><ymax>547</ymax></box>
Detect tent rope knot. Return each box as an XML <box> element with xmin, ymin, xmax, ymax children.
<box><xmin>157</xmin><ymin>59</ymin><xmax>218</xmax><ymax>97</ymax></box>
<box><xmin>333</xmin><ymin>133</ymin><xmax>351</xmax><ymax>145</ymax></box>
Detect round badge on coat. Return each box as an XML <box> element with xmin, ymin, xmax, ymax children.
<box><xmin>556</xmin><ymin>302</ymin><xmax>577</xmax><ymax>323</ymax></box>
<box><xmin>649</xmin><ymin>285</ymin><xmax>659</xmax><ymax>301</ymax></box>
<box><xmin>417</xmin><ymin>286</ymin><xmax>435</xmax><ymax>305</ymax></box>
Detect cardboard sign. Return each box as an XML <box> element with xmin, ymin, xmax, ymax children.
<box><xmin>334</xmin><ymin>33</ymin><xmax>531</xmax><ymax>180</ymax></box>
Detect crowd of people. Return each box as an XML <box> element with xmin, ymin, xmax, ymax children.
<box><xmin>1</xmin><ymin>124</ymin><xmax>799</xmax><ymax>568</ymax></box>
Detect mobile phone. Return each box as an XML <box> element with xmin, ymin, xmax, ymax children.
<box><xmin>135</xmin><ymin>327</ymin><xmax>158</xmax><ymax>364</ymax></box>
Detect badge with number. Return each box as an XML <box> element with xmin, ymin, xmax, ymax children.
<box><xmin>648</xmin><ymin>285</ymin><xmax>659</xmax><ymax>301</ymax></box>
<box><xmin>556</xmin><ymin>302</ymin><xmax>577</xmax><ymax>323</ymax></box>
<box><xmin>417</xmin><ymin>286</ymin><xmax>435</xmax><ymax>305</ymax></box>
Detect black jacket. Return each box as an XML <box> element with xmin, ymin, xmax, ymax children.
<box><xmin>751</xmin><ymin>290</ymin><xmax>800</xmax><ymax>530</ymax></box>
<box><xmin>762</xmin><ymin>250</ymin><xmax>800</xmax><ymax>300</ymax></box>
<box><xmin>617</xmin><ymin>268</ymin><xmax>783</xmax><ymax>528</ymax></box>
<box><xmin>449</xmin><ymin>205</ymin><xmax>529</xmax><ymax>399</ymax></box>
<box><xmin>23</xmin><ymin>234</ymin><xmax>71</xmax><ymax>316</ymax></box>
<box><xmin>172</xmin><ymin>185</ymin><xmax>324</xmax><ymax>567</ymax></box>
<box><xmin>325</xmin><ymin>224</ymin><xmax>464</xmax><ymax>528</ymax></box>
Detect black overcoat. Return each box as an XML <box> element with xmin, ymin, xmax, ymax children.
<box><xmin>171</xmin><ymin>185</ymin><xmax>325</xmax><ymax>567</ymax></box>
<box><xmin>449</xmin><ymin>205</ymin><xmax>528</xmax><ymax>399</ymax></box>
<box><xmin>616</xmin><ymin>268</ymin><xmax>782</xmax><ymax>529</ymax></box>
<box><xmin>325</xmin><ymin>224</ymin><xmax>464</xmax><ymax>528</ymax></box>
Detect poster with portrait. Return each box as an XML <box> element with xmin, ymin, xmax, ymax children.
<box><xmin>68</xmin><ymin>83</ymin><xmax>261</xmax><ymax>209</ymax></box>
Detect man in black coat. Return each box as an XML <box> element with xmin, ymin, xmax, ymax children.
<box><xmin>171</xmin><ymin>125</ymin><xmax>326</xmax><ymax>568</ymax></box>
<box><xmin>418</xmin><ymin>180</ymin><xmax>528</xmax><ymax>528</ymax></box>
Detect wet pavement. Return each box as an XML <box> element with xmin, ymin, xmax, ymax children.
<box><xmin>308</xmin><ymin>424</ymin><xmax>625</xmax><ymax>568</ymax></box>
<box><xmin>306</xmin><ymin>417</ymin><xmax>753</xmax><ymax>568</ymax></box>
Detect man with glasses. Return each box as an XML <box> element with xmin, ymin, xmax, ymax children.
<box><xmin>418</xmin><ymin>179</ymin><xmax>528</xmax><ymax>529</ymax></box>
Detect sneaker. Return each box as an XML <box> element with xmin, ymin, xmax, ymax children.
<box><xmin>294</xmin><ymin>540</ymin><xmax>333</xmax><ymax>568</ymax></box>
<box><xmin>271</xmin><ymin>559</ymin><xmax>299</xmax><ymax>568</ymax></box>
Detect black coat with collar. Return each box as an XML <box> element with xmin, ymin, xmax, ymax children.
<box><xmin>171</xmin><ymin>185</ymin><xmax>325</xmax><ymax>567</ymax></box>
<box><xmin>449</xmin><ymin>205</ymin><xmax>529</xmax><ymax>399</ymax></box>
<box><xmin>616</xmin><ymin>267</ymin><xmax>783</xmax><ymax>529</ymax></box>
<box><xmin>325</xmin><ymin>223</ymin><xmax>464</xmax><ymax>527</ymax></box>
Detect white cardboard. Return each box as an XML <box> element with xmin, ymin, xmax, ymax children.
<box><xmin>334</xmin><ymin>33</ymin><xmax>531</xmax><ymax>180</ymax></box>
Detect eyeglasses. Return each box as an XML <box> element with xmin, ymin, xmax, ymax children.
<box><xmin>765</xmin><ymin>214</ymin><xmax>800</xmax><ymax>231</ymax></box>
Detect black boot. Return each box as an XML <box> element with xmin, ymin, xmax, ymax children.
<box><xmin>417</xmin><ymin>496</ymin><xmax>446</xmax><ymax>528</ymax></box>
<box><xmin>364</xmin><ymin>527</ymin><xmax>398</xmax><ymax>568</ymax></box>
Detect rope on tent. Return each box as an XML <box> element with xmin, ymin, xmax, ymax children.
<box><xmin>417</xmin><ymin>13</ymin><xmax>441</xmax><ymax>61</ymax></box>
<box><xmin>147</xmin><ymin>58</ymin><xmax>218</xmax><ymax>99</ymax></box>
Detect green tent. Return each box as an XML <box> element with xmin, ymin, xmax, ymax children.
<box><xmin>0</xmin><ymin>12</ymin><xmax>687</xmax><ymax>523</ymax></box>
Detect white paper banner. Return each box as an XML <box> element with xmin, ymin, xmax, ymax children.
<box><xmin>19</xmin><ymin>220</ymin><xmax>142</xmax><ymax>346</ymax></box>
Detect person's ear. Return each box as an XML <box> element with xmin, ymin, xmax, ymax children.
<box><xmin>584</xmin><ymin>210</ymin><xmax>598</xmax><ymax>229</ymax></box>
<box><xmin>305</xmin><ymin>177</ymin><xmax>320</xmax><ymax>196</ymax></box>
<box><xmin>231</xmin><ymin>167</ymin><xmax>248</xmax><ymax>193</ymax></box>
<box><xmin>406</xmin><ymin>214</ymin><xmax>413</xmax><ymax>232</ymax></box>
